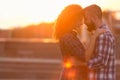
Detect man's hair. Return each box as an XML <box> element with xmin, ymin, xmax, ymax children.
<box><xmin>84</xmin><ymin>4</ymin><xmax>102</xmax><ymax>19</ymax></box>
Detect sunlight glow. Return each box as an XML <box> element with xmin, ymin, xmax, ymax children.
<box><xmin>64</xmin><ymin>60</ymin><xmax>72</xmax><ymax>68</ymax></box>
<box><xmin>0</xmin><ymin>0</ymin><xmax>120</xmax><ymax>29</ymax></box>
<box><xmin>112</xmin><ymin>12</ymin><xmax>120</xmax><ymax>20</ymax></box>
<box><xmin>67</xmin><ymin>69</ymin><xmax>76</xmax><ymax>79</ymax></box>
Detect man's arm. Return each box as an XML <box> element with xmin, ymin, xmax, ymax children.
<box><xmin>87</xmin><ymin>33</ymin><xmax>112</xmax><ymax>70</ymax></box>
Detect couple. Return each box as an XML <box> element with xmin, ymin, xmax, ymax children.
<box><xmin>54</xmin><ymin>4</ymin><xmax>115</xmax><ymax>80</ymax></box>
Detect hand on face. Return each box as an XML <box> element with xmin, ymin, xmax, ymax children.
<box><xmin>92</xmin><ymin>28</ymin><xmax>106</xmax><ymax>38</ymax></box>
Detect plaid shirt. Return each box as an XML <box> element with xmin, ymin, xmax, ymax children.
<box><xmin>88</xmin><ymin>24</ymin><xmax>115</xmax><ymax>80</ymax></box>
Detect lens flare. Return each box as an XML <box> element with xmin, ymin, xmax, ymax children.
<box><xmin>64</xmin><ymin>60</ymin><xmax>72</xmax><ymax>68</ymax></box>
<box><xmin>67</xmin><ymin>69</ymin><xmax>76</xmax><ymax>79</ymax></box>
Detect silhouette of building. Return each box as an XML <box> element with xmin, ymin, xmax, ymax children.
<box><xmin>12</xmin><ymin>22</ymin><xmax>54</xmax><ymax>39</ymax></box>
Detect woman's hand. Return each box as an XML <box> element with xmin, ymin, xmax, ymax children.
<box><xmin>85</xmin><ymin>28</ymin><xmax>106</xmax><ymax>62</ymax></box>
<box><xmin>92</xmin><ymin>28</ymin><xmax>106</xmax><ymax>38</ymax></box>
<box><xmin>95</xmin><ymin>28</ymin><xmax>106</xmax><ymax>37</ymax></box>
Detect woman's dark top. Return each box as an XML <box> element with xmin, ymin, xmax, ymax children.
<box><xmin>59</xmin><ymin>31</ymin><xmax>85</xmax><ymax>62</ymax></box>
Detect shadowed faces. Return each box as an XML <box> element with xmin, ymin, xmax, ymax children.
<box><xmin>83</xmin><ymin>4</ymin><xmax>102</xmax><ymax>32</ymax></box>
<box><xmin>83</xmin><ymin>10</ymin><xmax>96</xmax><ymax>32</ymax></box>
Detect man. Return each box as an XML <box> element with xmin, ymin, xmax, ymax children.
<box><xmin>83</xmin><ymin>4</ymin><xmax>115</xmax><ymax>80</ymax></box>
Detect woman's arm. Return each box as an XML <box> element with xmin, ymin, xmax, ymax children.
<box><xmin>85</xmin><ymin>34</ymin><xmax>96</xmax><ymax>62</ymax></box>
<box><xmin>85</xmin><ymin>29</ymin><xmax>106</xmax><ymax>62</ymax></box>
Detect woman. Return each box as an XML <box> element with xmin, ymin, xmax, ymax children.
<box><xmin>54</xmin><ymin>4</ymin><xmax>105</xmax><ymax>80</ymax></box>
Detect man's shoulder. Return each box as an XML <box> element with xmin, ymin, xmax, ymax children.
<box><xmin>98</xmin><ymin>31</ymin><xmax>115</xmax><ymax>43</ymax></box>
<box><xmin>99</xmin><ymin>24</ymin><xmax>113</xmax><ymax>38</ymax></box>
<box><xmin>99</xmin><ymin>31</ymin><xmax>112</xmax><ymax>38</ymax></box>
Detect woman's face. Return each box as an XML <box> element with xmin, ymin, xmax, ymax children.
<box><xmin>74</xmin><ymin>18</ymin><xmax>84</xmax><ymax>32</ymax></box>
<box><xmin>77</xmin><ymin>18</ymin><xmax>84</xmax><ymax>27</ymax></box>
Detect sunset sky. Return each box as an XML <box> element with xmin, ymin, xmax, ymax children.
<box><xmin>0</xmin><ymin>0</ymin><xmax>120</xmax><ymax>29</ymax></box>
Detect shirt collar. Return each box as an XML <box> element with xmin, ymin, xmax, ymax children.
<box><xmin>99</xmin><ymin>24</ymin><xmax>106</xmax><ymax>29</ymax></box>
<box><xmin>99</xmin><ymin>24</ymin><xmax>111</xmax><ymax>32</ymax></box>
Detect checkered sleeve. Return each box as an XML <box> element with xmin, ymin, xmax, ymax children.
<box><xmin>88</xmin><ymin>33</ymin><xmax>112</xmax><ymax>70</ymax></box>
<box><xmin>62</xmin><ymin>34</ymin><xmax>85</xmax><ymax>61</ymax></box>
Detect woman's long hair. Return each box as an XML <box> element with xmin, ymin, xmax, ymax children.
<box><xmin>54</xmin><ymin>4</ymin><xmax>83</xmax><ymax>39</ymax></box>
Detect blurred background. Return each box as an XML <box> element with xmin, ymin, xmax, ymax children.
<box><xmin>0</xmin><ymin>0</ymin><xmax>120</xmax><ymax>80</ymax></box>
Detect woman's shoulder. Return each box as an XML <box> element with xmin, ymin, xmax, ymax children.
<box><xmin>59</xmin><ymin>31</ymin><xmax>81</xmax><ymax>45</ymax></box>
<box><xmin>59</xmin><ymin>31</ymin><xmax>77</xmax><ymax>44</ymax></box>
<box><xmin>61</xmin><ymin>31</ymin><xmax>77</xmax><ymax>40</ymax></box>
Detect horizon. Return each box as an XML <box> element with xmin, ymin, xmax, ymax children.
<box><xmin>0</xmin><ymin>0</ymin><xmax>120</xmax><ymax>29</ymax></box>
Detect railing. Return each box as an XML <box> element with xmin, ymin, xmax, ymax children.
<box><xmin>0</xmin><ymin>57</ymin><xmax>62</xmax><ymax>80</ymax></box>
<box><xmin>0</xmin><ymin>57</ymin><xmax>120</xmax><ymax>80</ymax></box>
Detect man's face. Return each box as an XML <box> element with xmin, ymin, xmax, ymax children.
<box><xmin>84</xmin><ymin>11</ymin><xmax>96</xmax><ymax>32</ymax></box>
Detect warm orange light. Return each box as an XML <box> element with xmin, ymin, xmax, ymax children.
<box><xmin>112</xmin><ymin>11</ymin><xmax>120</xmax><ymax>20</ymax></box>
<box><xmin>0</xmin><ymin>0</ymin><xmax>119</xmax><ymax>29</ymax></box>
<box><xmin>64</xmin><ymin>61</ymin><xmax>72</xmax><ymax>68</ymax></box>
<box><xmin>67</xmin><ymin>69</ymin><xmax>76</xmax><ymax>79</ymax></box>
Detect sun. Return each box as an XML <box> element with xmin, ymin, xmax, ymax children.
<box><xmin>0</xmin><ymin>0</ymin><xmax>119</xmax><ymax>29</ymax></box>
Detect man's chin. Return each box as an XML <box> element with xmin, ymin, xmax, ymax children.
<box><xmin>86</xmin><ymin>25</ymin><xmax>96</xmax><ymax>32</ymax></box>
<box><xmin>87</xmin><ymin>28</ymin><xmax>96</xmax><ymax>32</ymax></box>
